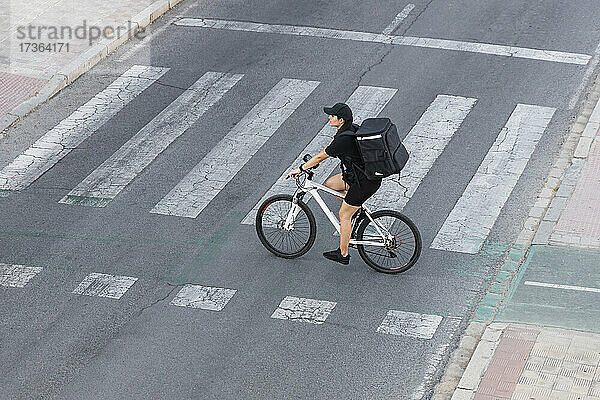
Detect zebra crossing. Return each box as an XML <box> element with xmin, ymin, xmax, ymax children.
<box><xmin>59</xmin><ymin>72</ymin><xmax>244</xmax><ymax>207</ymax></box>
<box><xmin>0</xmin><ymin>66</ymin><xmax>169</xmax><ymax>195</ymax></box>
<box><xmin>1</xmin><ymin>262</ymin><xmax>452</xmax><ymax>339</ymax></box>
<box><xmin>150</xmin><ymin>78</ymin><xmax>320</xmax><ymax>218</ymax></box>
<box><xmin>0</xmin><ymin>65</ymin><xmax>557</xmax><ymax>255</ymax></box>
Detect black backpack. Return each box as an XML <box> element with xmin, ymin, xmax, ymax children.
<box><xmin>341</xmin><ymin>118</ymin><xmax>409</xmax><ymax>180</ymax></box>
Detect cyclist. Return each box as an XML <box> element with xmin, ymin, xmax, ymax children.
<box><xmin>287</xmin><ymin>103</ymin><xmax>382</xmax><ymax>265</ymax></box>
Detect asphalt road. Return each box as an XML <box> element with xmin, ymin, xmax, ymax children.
<box><xmin>1</xmin><ymin>0</ymin><xmax>599</xmax><ymax>398</ymax></box>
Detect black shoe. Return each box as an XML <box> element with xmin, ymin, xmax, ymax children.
<box><xmin>323</xmin><ymin>248</ymin><xmax>350</xmax><ymax>265</ymax></box>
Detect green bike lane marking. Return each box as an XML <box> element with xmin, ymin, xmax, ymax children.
<box><xmin>495</xmin><ymin>245</ymin><xmax>600</xmax><ymax>333</ymax></box>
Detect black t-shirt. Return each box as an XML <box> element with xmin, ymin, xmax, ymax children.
<box><xmin>325</xmin><ymin>129</ymin><xmax>372</xmax><ymax>185</ymax></box>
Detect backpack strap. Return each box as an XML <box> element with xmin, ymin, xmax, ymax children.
<box><xmin>336</xmin><ymin>124</ymin><xmax>372</xmax><ymax>189</ymax></box>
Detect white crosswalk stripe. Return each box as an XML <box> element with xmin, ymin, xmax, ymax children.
<box><xmin>430</xmin><ymin>104</ymin><xmax>556</xmax><ymax>254</ymax></box>
<box><xmin>151</xmin><ymin>78</ymin><xmax>320</xmax><ymax>218</ymax></box>
<box><xmin>0</xmin><ymin>65</ymin><xmax>168</xmax><ymax>195</ymax></box>
<box><xmin>59</xmin><ymin>72</ymin><xmax>243</xmax><ymax>207</ymax></box>
<box><xmin>366</xmin><ymin>95</ymin><xmax>477</xmax><ymax>211</ymax></box>
<box><xmin>241</xmin><ymin>85</ymin><xmax>397</xmax><ymax>225</ymax></box>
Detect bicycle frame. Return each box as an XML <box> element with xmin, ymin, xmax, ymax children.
<box><xmin>284</xmin><ymin>174</ymin><xmax>389</xmax><ymax>247</ymax></box>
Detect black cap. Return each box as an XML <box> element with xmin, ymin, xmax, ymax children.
<box><xmin>323</xmin><ymin>103</ymin><xmax>352</xmax><ymax>121</ymax></box>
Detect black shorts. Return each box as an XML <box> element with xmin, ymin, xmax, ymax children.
<box><xmin>343</xmin><ymin>178</ymin><xmax>382</xmax><ymax>207</ymax></box>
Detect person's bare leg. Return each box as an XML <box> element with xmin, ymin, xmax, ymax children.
<box><xmin>325</xmin><ymin>173</ymin><xmax>349</xmax><ymax>201</ymax></box>
<box><xmin>339</xmin><ymin>200</ymin><xmax>360</xmax><ymax>256</ymax></box>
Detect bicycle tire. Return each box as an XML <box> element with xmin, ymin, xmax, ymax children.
<box><xmin>256</xmin><ymin>194</ymin><xmax>316</xmax><ymax>259</ymax></box>
<box><xmin>356</xmin><ymin>210</ymin><xmax>421</xmax><ymax>274</ymax></box>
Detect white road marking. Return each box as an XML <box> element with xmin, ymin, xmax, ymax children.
<box><xmin>0</xmin><ymin>66</ymin><xmax>168</xmax><ymax>195</ymax></box>
<box><xmin>431</xmin><ymin>104</ymin><xmax>556</xmax><ymax>254</ymax></box>
<box><xmin>366</xmin><ymin>95</ymin><xmax>477</xmax><ymax>212</ymax></box>
<box><xmin>241</xmin><ymin>85</ymin><xmax>397</xmax><ymax>225</ymax></box>
<box><xmin>59</xmin><ymin>72</ymin><xmax>243</xmax><ymax>207</ymax></box>
<box><xmin>151</xmin><ymin>78</ymin><xmax>320</xmax><ymax>218</ymax></box>
<box><xmin>0</xmin><ymin>263</ymin><xmax>43</xmax><ymax>287</ymax></box>
<box><xmin>174</xmin><ymin>18</ymin><xmax>591</xmax><ymax>65</ymax></box>
<box><xmin>377</xmin><ymin>310</ymin><xmax>443</xmax><ymax>339</ymax></box>
<box><xmin>170</xmin><ymin>284</ymin><xmax>237</xmax><ymax>310</ymax></box>
<box><xmin>271</xmin><ymin>296</ymin><xmax>337</xmax><ymax>324</ymax></box>
<box><xmin>382</xmin><ymin>3</ymin><xmax>415</xmax><ymax>35</ymax></box>
<box><xmin>72</xmin><ymin>273</ymin><xmax>137</xmax><ymax>299</ymax></box>
<box><xmin>524</xmin><ymin>281</ymin><xmax>600</xmax><ymax>294</ymax></box>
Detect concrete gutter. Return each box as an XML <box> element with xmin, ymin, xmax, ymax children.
<box><xmin>0</xmin><ymin>0</ymin><xmax>185</xmax><ymax>135</ymax></box>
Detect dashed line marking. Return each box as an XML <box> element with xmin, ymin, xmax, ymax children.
<box><xmin>382</xmin><ymin>3</ymin><xmax>415</xmax><ymax>35</ymax></box>
<box><xmin>72</xmin><ymin>273</ymin><xmax>137</xmax><ymax>299</ymax></box>
<box><xmin>170</xmin><ymin>284</ymin><xmax>237</xmax><ymax>310</ymax></box>
<box><xmin>174</xmin><ymin>18</ymin><xmax>591</xmax><ymax>65</ymax></box>
<box><xmin>377</xmin><ymin>310</ymin><xmax>443</xmax><ymax>339</ymax></box>
<box><xmin>271</xmin><ymin>296</ymin><xmax>337</xmax><ymax>324</ymax></box>
<box><xmin>0</xmin><ymin>263</ymin><xmax>43</xmax><ymax>288</ymax></box>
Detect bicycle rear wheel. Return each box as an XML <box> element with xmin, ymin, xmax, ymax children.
<box><xmin>356</xmin><ymin>210</ymin><xmax>421</xmax><ymax>274</ymax></box>
<box><xmin>256</xmin><ymin>194</ymin><xmax>316</xmax><ymax>259</ymax></box>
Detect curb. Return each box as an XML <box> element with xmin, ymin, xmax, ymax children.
<box><xmin>0</xmin><ymin>0</ymin><xmax>185</xmax><ymax>135</ymax></box>
<box><xmin>431</xmin><ymin>68</ymin><xmax>600</xmax><ymax>399</ymax></box>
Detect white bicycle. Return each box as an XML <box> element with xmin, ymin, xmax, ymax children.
<box><xmin>256</xmin><ymin>155</ymin><xmax>422</xmax><ymax>274</ymax></box>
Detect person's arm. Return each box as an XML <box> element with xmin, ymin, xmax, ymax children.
<box><xmin>304</xmin><ymin>149</ymin><xmax>330</xmax><ymax>169</ymax></box>
<box><xmin>287</xmin><ymin>149</ymin><xmax>330</xmax><ymax>177</ymax></box>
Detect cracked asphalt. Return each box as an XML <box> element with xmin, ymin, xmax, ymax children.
<box><xmin>1</xmin><ymin>0</ymin><xmax>599</xmax><ymax>399</ymax></box>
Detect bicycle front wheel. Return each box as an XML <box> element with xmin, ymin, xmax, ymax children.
<box><xmin>356</xmin><ymin>210</ymin><xmax>421</xmax><ymax>274</ymax></box>
<box><xmin>256</xmin><ymin>194</ymin><xmax>316</xmax><ymax>259</ymax></box>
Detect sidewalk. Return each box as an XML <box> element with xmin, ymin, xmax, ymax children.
<box><xmin>433</xmin><ymin>71</ymin><xmax>600</xmax><ymax>399</ymax></box>
<box><xmin>454</xmin><ymin>323</ymin><xmax>600</xmax><ymax>399</ymax></box>
<box><xmin>0</xmin><ymin>0</ymin><xmax>184</xmax><ymax>134</ymax></box>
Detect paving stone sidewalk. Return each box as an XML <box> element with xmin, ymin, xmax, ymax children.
<box><xmin>533</xmin><ymin>91</ymin><xmax>600</xmax><ymax>249</ymax></box>
<box><xmin>0</xmin><ymin>0</ymin><xmax>183</xmax><ymax>133</ymax></box>
<box><xmin>451</xmin><ymin>323</ymin><xmax>600</xmax><ymax>400</ymax></box>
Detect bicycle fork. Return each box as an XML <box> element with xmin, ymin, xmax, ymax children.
<box><xmin>283</xmin><ymin>194</ymin><xmax>304</xmax><ymax>231</ymax></box>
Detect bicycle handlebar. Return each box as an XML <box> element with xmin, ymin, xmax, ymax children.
<box><xmin>286</xmin><ymin>153</ymin><xmax>319</xmax><ymax>181</ymax></box>
<box><xmin>286</xmin><ymin>168</ymin><xmax>314</xmax><ymax>182</ymax></box>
